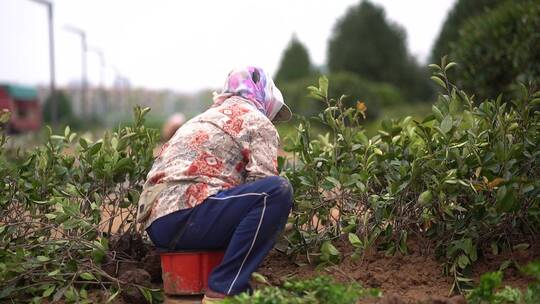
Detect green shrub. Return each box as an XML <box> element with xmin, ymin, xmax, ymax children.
<box><xmin>430</xmin><ymin>0</ymin><xmax>505</xmax><ymax>64</ymax></box>
<box><xmin>0</xmin><ymin>107</ymin><xmax>160</xmax><ymax>303</ymax></box>
<box><xmin>451</xmin><ymin>0</ymin><xmax>540</xmax><ymax>99</ymax></box>
<box><xmin>224</xmin><ymin>276</ymin><xmax>380</xmax><ymax>304</ymax></box>
<box><xmin>280</xmin><ymin>72</ymin><xmax>404</xmax><ymax>120</ymax></box>
<box><xmin>283</xmin><ymin>60</ymin><xmax>540</xmax><ymax>290</ymax></box>
<box><xmin>2</xmin><ymin>57</ymin><xmax>539</xmax><ymax>302</ymax></box>
<box><xmin>328</xmin><ymin>71</ymin><xmax>404</xmax><ymax>108</ymax></box>
<box><xmin>467</xmin><ymin>261</ymin><xmax>540</xmax><ymax>304</ymax></box>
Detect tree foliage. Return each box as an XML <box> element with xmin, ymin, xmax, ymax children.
<box><xmin>43</xmin><ymin>90</ymin><xmax>74</xmax><ymax>123</ymax></box>
<box><xmin>279</xmin><ymin>72</ymin><xmax>403</xmax><ymax>119</ymax></box>
<box><xmin>275</xmin><ymin>35</ymin><xmax>312</xmax><ymax>85</ymax></box>
<box><xmin>327</xmin><ymin>0</ymin><xmax>432</xmax><ymax>101</ymax></box>
<box><xmin>451</xmin><ymin>0</ymin><xmax>540</xmax><ymax>99</ymax></box>
<box><xmin>430</xmin><ymin>0</ymin><xmax>505</xmax><ymax>64</ymax></box>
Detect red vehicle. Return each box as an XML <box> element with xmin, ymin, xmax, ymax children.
<box><xmin>0</xmin><ymin>84</ymin><xmax>42</xmax><ymax>133</ymax></box>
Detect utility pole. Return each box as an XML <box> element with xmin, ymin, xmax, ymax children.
<box><xmin>28</xmin><ymin>0</ymin><xmax>57</xmax><ymax>125</ymax></box>
<box><xmin>88</xmin><ymin>47</ymin><xmax>106</xmax><ymax>115</ymax></box>
<box><xmin>64</xmin><ymin>25</ymin><xmax>88</xmax><ymax>118</ymax></box>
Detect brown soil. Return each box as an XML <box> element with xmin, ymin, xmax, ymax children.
<box><xmin>471</xmin><ymin>241</ymin><xmax>540</xmax><ymax>291</ymax></box>
<box><xmin>256</xmin><ymin>239</ymin><xmax>540</xmax><ymax>304</ymax></box>
<box><xmin>101</xmin><ymin>234</ymin><xmax>538</xmax><ymax>303</ymax></box>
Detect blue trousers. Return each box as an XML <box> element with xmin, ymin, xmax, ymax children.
<box><xmin>146</xmin><ymin>176</ymin><xmax>293</xmax><ymax>295</ymax></box>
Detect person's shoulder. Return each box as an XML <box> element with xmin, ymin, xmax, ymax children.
<box><xmin>230</xmin><ymin>98</ymin><xmax>274</xmax><ymax>124</ymax></box>
<box><xmin>202</xmin><ymin>97</ymin><xmax>278</xmax><ymax>136</ymax></box>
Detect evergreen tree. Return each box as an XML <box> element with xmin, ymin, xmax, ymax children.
<box><xmin>451</xmin><ymin>1</ymin><xmax>540</xmax><ymax>99</ymax></box>
<box><xmin>275</xmin><ymin>35</ymin><xmax>312</xmax><ymax>85</ymax></box>
<box><xmin>327</xmin><ymin>0</ymin><xmax>432</xmax><ymax>101</ymax></box>
<box><xmin>430</xmin><ymin>0</ymin><xmax>505</xmax><ymax>64</ymax></box>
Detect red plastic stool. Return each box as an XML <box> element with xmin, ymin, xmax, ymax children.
<box><xmin>160</xmin><ymin>251</ymin><xmax>225</xmax><ymax>295</ymax></box>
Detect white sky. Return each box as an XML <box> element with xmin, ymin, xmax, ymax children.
<box><xmin>0</xmin><ymin>0</ymin><xmax>456</xmax><ymax>92</ymax></box>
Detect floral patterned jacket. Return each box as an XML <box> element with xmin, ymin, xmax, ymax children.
<box><xmin>138</xmin><ymin>96</ymin><xmax>279</xmax><ymax>229</ymax></box>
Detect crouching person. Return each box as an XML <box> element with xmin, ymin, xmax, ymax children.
<box><xmin>137</xmin><ymin>66</ymin><xmax>294</xmax><ymax>303</ymax></box>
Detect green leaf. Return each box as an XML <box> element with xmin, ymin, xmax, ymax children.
<box><xmin>251</xmin><ymin>272</ymin><xmax>270</xmax><ymax>285</ymax></box>
<box><xmin>444</xmin><ymin>62</ymin><xmax>457</xmax><ymax>71</ymax></box>
<box><xmin>457</xmin><ymin>254</ymin><xmax>470</xmax><ymax>269</ymax></box>
<box><xmin>88</xmin><ymin>142</ymin><xmax>103</xmax><ymax>155</ymax></box>
<box><xmin>512</xmin><ymin>243</ymin><xmax>529</xmax><ymax>251</ymax></box>
<box><xmin>440</xmin><ymin>116</ymin><xmax>453</xmax><ymax>134</ymax></box>
<box><xmin>428</xmin><ymin>64</ymin><xmax>441</xmax><ymax>70</ymax></box>
<box><xmin>0</xmin><ymin>284</ymin><xmax>15</xmax><ymax>299</ymax></box>
<box><xmin>106</xmin><ymin>290</ymin><xmax>121</xmax><ymax>303</ymax></box>
<box><xmin>432</xmin><ymin>105</ymin><xmax>444</xmax><ymax>121</ymax></box>
<box><xmin>50</xmin><ymin>135</ymin><xmax>65</xmax><ymax>141</ymax></box>
<box><xmin>348</xmin><ymin>233</ymin><xmax>363</xmax><ymax>248</ymax></box>
<box><xmin>325</xmin><ymin>176</ymin><xmax>341</xmax><ymax>187</ymax></box>
<box><xmin>321</xmin><ymin>241</ymin><xmax>340</xmax><ymax>262</ymax></box>
<box><xmin>114</xmin><ymin>157</ymin><xmax>133</xmax><ymax>173</ymax></box>
<box><xmin>36</xmin><ymin>255</ymin><xmax>50</xmax><ymax>263</ymax></box>
<box><xmin>43</xmin><ymin>285</ymin><xmax>55</xmax><ymax>297</ymax></box>
<box><xmin>430</xmin><ymin>76</ymin><xmax>447</xmax><ymax>89</ymax></box>
<box><xmin>418</xmin><ymin>190</ymin><xmax>433</xmax><ymax>206</ymax></box>
<box><xmin>45</xmin><ymin>213</ymin><xmax>57</xmax><ymax>219</ymax></box>
<box><xmin>522</xmin><ymin>261</ymin><xmax>540</xmax><ymax>280</ymax></box>
<box><xmin>138</xmin><ymin>286</ymin><xmax>153</xmax><ymax>304</ymax></box>
<box><xmin>449</xmin><ymin>97</ymin><xmax>460</xmax><ymax>114</ymax></box>
<box><xmin>496</xmin><ymin>186</ymin><xmax>517</xmax><ymax>212</ymax></box>
<box><xmin>80</xmin><ymin>272</ymin><xmax>96</xmax><ymax>281</ymax></box>
<box><xmin>319</xmin><ymin>76</ymin><xmax>329</xmax><ymax>99</ymax></box>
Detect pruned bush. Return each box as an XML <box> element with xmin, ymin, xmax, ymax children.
<box><xmin>0</xmin><ymin>107</ymin><xmax>160</xmax><ymax>303</ymax></box>
<box><xmin>282</xmin><ymin>59</ymin><xmax>540</xmax><ymax>291</ymax></box>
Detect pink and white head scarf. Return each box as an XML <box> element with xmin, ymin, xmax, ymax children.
<box><xmin>213</xmin><ymin>66</ymin><xmax>291</xmax><ymax>122</ymax></box>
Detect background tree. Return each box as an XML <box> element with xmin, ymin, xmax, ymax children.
<box><xmin>327</xmin><ymin>0</ymin><xmax>432</xmax><ymax>101</ymax></box>
<box><xmin>430</xmin><ymin>0</ymin><xmax>505</xmax><ymax>64</ymax></box>
<box><xmin>43</xmin><ymin>90</ymin><xmax>73</xmax><ymax>123</ymax></box>
<box><xmin>275</xmin><ymin>35</ymin><xmax>312</xmax><ymax>85</ymax></box>
<box><xmin>279</xmin><ymin>71</ymin><xmax>404</xmax><ymax>119</ymax></box>
<box><xmin>451</xmin><ymin>0</ymin><xmax>540</xmax><ymax>99</ymax></box>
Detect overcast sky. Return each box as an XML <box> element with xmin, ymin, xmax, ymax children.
<box><xmin>0</xmin><ymin>0</ymin><xmax>456</xmax><ymax>92</ymax></box>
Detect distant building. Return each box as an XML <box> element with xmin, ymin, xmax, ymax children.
<box><xmin>0</xmin><ymin>84</ymin><xmax>42</xmax><ymax>133</ymax></box>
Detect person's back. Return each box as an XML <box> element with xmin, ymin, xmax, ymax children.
<box><xmin>141</xmin><ymin>96</ymin><xmax>279</xmax><ymax>228</ymax></box>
